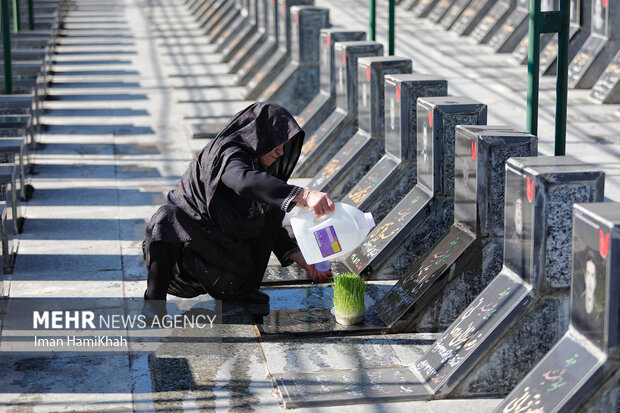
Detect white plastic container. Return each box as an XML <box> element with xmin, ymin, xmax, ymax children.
<box><xmin>290</xmin><ymin>203</ymin><xmax>376</xmax><ymax>264</ymax></box>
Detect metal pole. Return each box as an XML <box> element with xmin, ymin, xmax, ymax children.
<box><xmin>370</xmin><ymin>0</ymin><xmax>376</xmax><ymax>41</ymax></box>
<box><xmin>526</xmin><ymin>0</ymin><xmax>541</xmax><ymax>137</ymax></box>
<box><xmin>388</xmin><ymin>0</ymin><xmax>395</xmax><ymax>55</ymax></box>
<box><xmin>28</xmin><ymin>0</ymin><xmax>33</xmax><ymax>30</ymax></box>
<box><xmin>1</xmin><ymin>0</ymin><xmax>13</xmax><ymax>94</ymax></box>
<box><xmin>12</xmin><ymin>0</ymin><xmax>20</xmax><ymax>32</ymax></box>
<box><xmin>554</xmin><ymin>0</ymin><xmax>570</xmax><ymax>156</ymax></box>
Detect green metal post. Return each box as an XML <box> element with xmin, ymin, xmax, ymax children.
<box><xmin>370</xmin><ymin>0</ymin><xmax>376</xmax><ymax>41</ymax></box>
<box><xmin>554</xmin><ymin>0</ymin><xmax>570</xmax><ymax>156</ymax></box>
<box><xmin>27</xmin><ymin>0</ymin><xmax>33</xmax><ymax>30</ymax></box>
<box><xmin>11</xmin><ymin>0</ymin><xmax>19</xmax><ymax>31</ymax></box>
<box><xmin>526</xmin><ymin>0</ymin><xmax>541</xmax><ymax>137</ymax></box>
<box><xmin>1</xmin><ymin>0</ymin><xmax>13</xmax><ymax>94</ymax></box>
<box><xmin>388</xmin><ymin>0</ymin><xmax>395</xmax><ymax>55</ymax></box>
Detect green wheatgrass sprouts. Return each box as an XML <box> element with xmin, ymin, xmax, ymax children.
<box><xmin>332</xmin><ymin>272</ymin><xmax>365</xmax><ymax>316</ymax></box>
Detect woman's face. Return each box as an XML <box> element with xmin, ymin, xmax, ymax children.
<box><xmin>259</xmin><ymin>142</ymin><xmax>286</xmax><ymax>167</ymax></box>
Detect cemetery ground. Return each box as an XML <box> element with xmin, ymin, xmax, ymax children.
<box><xmin>0</xmin><ymin>0</ymin><xmax>619</xmax><ymax>411</ymax></box>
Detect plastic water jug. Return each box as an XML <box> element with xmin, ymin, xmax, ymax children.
<box><xmin>290</xmin><ymin>203</ymin><xmax>376</xmax><ymax>265</ymax></box>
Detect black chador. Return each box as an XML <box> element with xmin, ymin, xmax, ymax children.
<box><xmin>143</xmin><ymin>103</ymin><xmax>304</xmax><ymax>303</ymax></box>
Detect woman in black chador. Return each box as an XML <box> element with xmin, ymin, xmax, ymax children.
<box><xmin>143</xmin><ymin>103</ymin><xmax>334</xmax><ymax>305</ymax></box>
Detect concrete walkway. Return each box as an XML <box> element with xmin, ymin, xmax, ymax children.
<box><xmin>0</xmin><ymin>0</ymin><xmax>617</xmax><ymax>411</ymax></box>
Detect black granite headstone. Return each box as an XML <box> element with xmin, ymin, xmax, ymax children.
<box><xmin>293</xmin><ymin>29</ymin><xmax>366</xmax><ymax>139</ymax></box>
<box><xmin>213</xmin><ymin>1</ymin><xmax>254</xmax><ymax>52</ymax></box>
<box><xmin>343</xmin><ymin>74</ymin><xmax>448</xmax><ymax>222</ymax></box>
<box><xmin>343</xmin><ymin>97</ymin><xmax>486</xmax><ymax>280</ymax></box>
<box><xmin>227</xmin><ymin>0</ymin><xmax>270</xmax><ymax>74</ymax></box>
<box><xmin>441</xmin><ymin>0</ymin><xmax>474</xmax><ymax>30</ymax></box>
<box><xmin>429</xmin><ymin>0</ymin><xmax>460</xmax><ymax>23</ymax></box>
<box><xmin>220</xmin><ymin>0</ymin><xmax>261</xmax><ymax>60</ymax></box>
<box><xmin>494</xmin><ymin>202</ymin><xmax>620</xmax><ymax>413</ymax></box>
<box><xmin>206</xmin><ymin>0</ymin><xmax>245</xmax><ymax>43</ymax></box>
<box><xmin>234</xmin><ymin>0</ymin><xmax>282</xmax><ymax>85</ymax></box>
<box><xmin>470</xmin><ymin>0</ymin><xmax>515</xmax><ymax>44</ymax></box>
<box><xmin>568</xmin><ymin>0</ymin><xmax>620</xmax><ymax>88</ymax></box>
<box><xmin>487</xmin><ymin>0</ymin><xmax>529</xmax><ymax>52</ymax></box>
<box><xmin>373</xmin><ymin>127</ymin><xmax>537</xmax><ymax>332</ymax></box>
<box><xmin>258</xmin><ymin>6</ymin><xmax>329</xmax><ymax>114</ymax></box>
<box><xmin>590</xmin><ymin>48</ymin><xmax>620</xmax><ymax>103</ymax></box>
<box><xmin>307</xmin><ymin>56</ymin><xmax>412</xmax><ymax>200</ymax></box>
<box><xmin>451</xmin><ymin>0</ymin><xmax>499</xmax><ymax>36</ymax></box>
<box><xmin>293</xmin><ymin>41</ymin><xmax>383</xmax><ymax>178</ymax></box>
<box><xmin>243</xmin><ymin>0</ymin><xmax>314</xmax><ymax>97</ymax></box>
<box><xmin>413</xmin><ymin>0</ymin><xmax>442</xmax><ymax>17</ymax></box>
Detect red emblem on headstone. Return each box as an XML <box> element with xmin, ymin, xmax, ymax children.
<box><xmin>471</xmin><ymin>141</ymin><xmax>477</xmax><ymax>161</ymax></box>
<box><xmin>366</xmin><ymin>67</ymin><xmax>371</xmax><ymax>82</ymax></box>
<box><xmin>396</xmin><ymin>85</ymin><xmax>401</xmax><ymax>102</ymax></box>
<box><xmin>526</xmin><ymin>176</ymin><xmax>535</xmax><ymax>203</ymax></box>
<box><xmin>599</xmin><ymin>229</ymin><xmax>610</xmax><ymax>258</ymax></box>
<box><xmin>428</xmin><ymin>110</ymin><xmax>433</xmax><ymax>127</ymax></box>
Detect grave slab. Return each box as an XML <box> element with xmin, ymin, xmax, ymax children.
<box><xmin>568</xmin><ymin>0</ymin><xmax>620</xmax><ymax>89</ymax></box>
<box><xmin>494</xmin><ymin>202</ymin><xmax>620</xmax><ymax>413</ymax></box>
<box><xmin>342</xmin><ymin>74</ymin><xmax>448</xmax><ymax>223</ymax></box>
<box><xmin>440</xmin><ymin>0</ymin><xmax>475</xmax><ymax>30</ymax></box>
<box><xmin>210</xmin><ymin>2</ymin><xmax>253</xmax><ymax>54</ymax></box>
<box><xmin>294</xmin><ymin>29</ymin><xmax>366</xmax><ymax>139</ymax></box>
<box><xmin>292</xmin><ymin>41</ymin><xmax>383</xmax><ymax>178</ymax></box>
<box><xmin>487</xmin><ymin>0</ymin><xmax>529</xmax><ymax>53</ymax></box>
<box><xmin>306</xmin><ymin>56</ymin><xmax>412</xmax><ymax>200</ymax></box>
<box><xmin>451</xmin><ymin>0</ymin><xmax>501</xmax><ymax>36</ymax></box>
<box><xmin>428</xmin><ymin>0</ymin><xmax>460</xmax><ymax>24</ymax></box>
<box><xmin>470</xmin><ymin>0</ymin><xmax>515</xmax><ymax>44</ymax></box>
<box><xmin>269</xmin><ymin>156</ymin><xmax>605</xmax><ymax>407</ymax></box>
<box><xmin>219</xmin><ymin>0</ymin><xmax>260</xmax><ymax>60</ymax></box>
<box><xmin>590</xmin><ymin>47</ymin><xmax>620</xmax><ymax>103</ymax></box>
<box><xmin>413</xmin><ymin>0</ymin><xmax>443</xmax><ymax>18</ymax></box>
<box><xmin>343</xmin><ymin>97</ymin><xmax>486</xmax><ymax>280</ymax></box>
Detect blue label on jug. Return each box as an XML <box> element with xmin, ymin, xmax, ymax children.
<box><xmin>314</xmin><ymin>225</ymin><xmax>342</xmax><ymax>257</ymax></box>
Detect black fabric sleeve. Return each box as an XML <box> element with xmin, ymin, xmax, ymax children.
<box><xmin>272</xmin><ymin>227</ymin><xmax>301</xmax><ymax>267</ymax></box>
<box><xmin>220</xmin><ymin>153</ymin><xmax>302</xmax><ymax>212</ymax></box>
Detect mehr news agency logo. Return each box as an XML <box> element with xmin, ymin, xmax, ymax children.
<box><xmin>31</xmin><ymin>310</ymin><xmax>217</xmax><ymax>348</ymax></box>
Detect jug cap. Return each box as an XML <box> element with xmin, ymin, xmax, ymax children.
<box><xmin>315</xmin><ymin>261</ymin><xmax>331</xmax><ymax>272</ymax></box>
<box><xmin>364</xmin><ymin>212</ymin><xmax>376</xmax><ymax>229</ymax></box>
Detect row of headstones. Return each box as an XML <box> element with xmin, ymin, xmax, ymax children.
<box><xmin>0</xmin><ymin>0</ymin><xmax>66</xmax><ymax>290</ymax></box>
<box><xmin>397</xmin><ymin>0</ymin><xmax>619</xmax><ymax>103</ymax></box>
<box><xmin>269</xmin><ymin>34</ymin><xmax>619</xmax><ymax>413</ymax></box>
<box><xmin>191</xmin><ymin>3</ymin><xmax>619</xmax><ymax>410</ymax></box>
<box><xmin>169</xmin><ymin>0</ymin><xmax>330</xmax><ymax>139</ymax></box>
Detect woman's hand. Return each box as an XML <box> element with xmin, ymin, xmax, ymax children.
<box><xmin>295</xmin><ymin>188</ymin><xmax>335</xmax><ymax>217</ymax></box>
<box><xmin>290</xmin><ymin>251</ymin><xmax>332</xmax><ymax>283</ymax></box>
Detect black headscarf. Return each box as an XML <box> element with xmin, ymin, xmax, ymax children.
<box><xmin>144</xmin><ymin>103</ymin><xmax>304</xmax><ymax>274</ymax></box>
